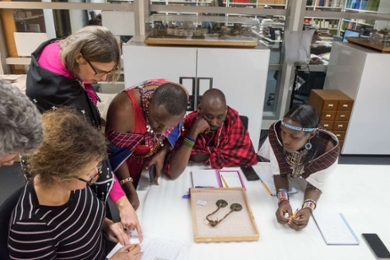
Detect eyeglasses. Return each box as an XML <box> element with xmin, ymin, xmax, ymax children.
<box><xmin>84</xmin><ymin>57</ymin><xmax>117</xmax><ymax>76</ymax></box>
<box><xmin>76</xmin><ymin>163</ymin><xmax>103</xmax><ymax>185</ymax></box>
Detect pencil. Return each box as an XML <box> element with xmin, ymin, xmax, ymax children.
<box><xmin>261</xmin><ymin>181</ymin><xmax>273</xmax><ymax>196</ymax></box>
<box><xmin>257</xmin><ymin>175</ymin><xmax>273</xmax><ymax>196</ymax></box>
<box><xmin>292</xmin><ymin>209</ymin><xmax>299</xmax><ymax>219</ymax></box>
<box><xmin>125</xmin><ymin>245</ymin><xmax>137</xmax><ymax>253</ymax></box>
<box><xmin>221</xmin><ymin>175</ymin><xmax>229</xmax><ymax>188</ymax></box>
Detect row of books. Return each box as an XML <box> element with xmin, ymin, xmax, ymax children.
<box><xmin>307</xmin><ymin>0</ymin><xmax>343</xmax><ymax>7</ymax></box>
<box><xmin>228</xmin><ymin>0</ymin><xmax>286</xmax><ymax>3</ymax></box>
<box><xmin>256</xmin><ymin>0</ymin><xmax>286</xmax><ymax>4</ymax></box>
<box><xmin>305</xmin><ymin>18</ymin><xmax>340</xmax><ymax>29</ymax></box>
<box><xmin>346</xmin><ymin>0</ymin><xmax>380</xmax><ymax>11</ymax></box>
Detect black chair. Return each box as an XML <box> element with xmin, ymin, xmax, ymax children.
<box><xmin>0</xmin><ymin>186</ymin><xmax>24</xmax><ymax>259</ymax></box>
<box><xmin>239</xmin><ymin>115</ymin><xmax>248</xmax><ymax>130</ymax></box>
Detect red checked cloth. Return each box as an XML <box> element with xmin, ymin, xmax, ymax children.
<box><xmin>166</xmin><ymin>107</ymin><xmax>257</xmax><ymax>176</ymax></box>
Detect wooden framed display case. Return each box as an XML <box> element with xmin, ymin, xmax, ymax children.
<box><xmin>144</xmin><ymin>14</ymin><xmax>260</xmax><ymax>48</ymax></box>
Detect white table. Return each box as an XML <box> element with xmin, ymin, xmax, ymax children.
<box><xmin>124</xmin><ymin>163</ymin><xmax>390</xmax><ymax>260</ymax></box>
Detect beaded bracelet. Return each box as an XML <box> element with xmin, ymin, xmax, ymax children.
<box><xmin>185</xmin><ymin>135</ymin><xmax>196</xmax><ymax>143</ymax></box>
<box><xmin>183</xmin><ymin>137</ymin><xmax>195</xmax><ymax>148</ymax></box>
<box><xmin>277</xmin><ymin>188</ymin><xmax>289</xmax><ymax>206</ymax></box>
<box><xmin>301</xmin><ymin>198</ymin><xmax>317</xmax><ymax>212</ymax></box>
<box><xmin>120</xmin><ymin>177</ymin><xmax>133</xmax><ymax>186</ymax></box>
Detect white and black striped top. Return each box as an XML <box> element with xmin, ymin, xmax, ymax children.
<box><xmin>8</xmin><ymin>184</ymin><xmax>108</xmax><ymax>260</ymax></box>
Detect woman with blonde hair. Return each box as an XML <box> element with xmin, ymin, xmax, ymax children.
<box><xmin>8</xmin><ymin>108</ymin><xmax>141</xmax><ymax>260</ymax></box>
<box><xmin>25</xmin><ymin>26</ymin><xmax>142</xmax><ymax>238</ymax></box>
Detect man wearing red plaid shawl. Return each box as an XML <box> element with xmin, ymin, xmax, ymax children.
<box><xmin>165</xmin><ymin>88</ymin><xmax>257</xmax><ymax>179</ymax></box>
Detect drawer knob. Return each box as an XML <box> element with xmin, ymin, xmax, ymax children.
<box><xmin>328</xmin><ymin>104</ymin><xmax>334</xmax><ymax>107</ymax></box>
<box><xmin>324</xmin><ymin>124</ymin><xmax>329</xmax><ymax>127</ymax></box>
<box><xmin>343</xmin><ymin>104</ymin><xmax>348</xmax><ymax>107</ymax></box>
<box><xmin>338</xmin><ymin>125</ymin><xmax>343</xmax><ymax>128</ymax></box>
<box><xmin>340</xmin><ymin>115</ymin><xmax>345</xmax><ymax>118</ymax></box>
<box><xmin>336</xmin><ymin>134</ymin><xmax>341</xmax><ymax>137</ymax></box>
<box><xmin>326</xmin><ymin>114</ymin><xmax>331</xmax><ymax>118</ymax></box>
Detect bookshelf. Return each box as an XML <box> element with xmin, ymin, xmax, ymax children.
<box><xmin>224</xmin><ymin>0</ymin><xmax>287</xmax><ymax>8</ymax></box>
<box><xmin>306</xmin><ymin>0</ymin><xmax>344</xmax><ymax>10</ymax></box>
<box><xmin>344</xmin><ymin>0</ymin><xmax>380</xmax><ymax>12</ymax></box>
<box><xmin>305</xmin><ymin>0</ymin><xmax>390</xmax><ymax>39</ymax></box>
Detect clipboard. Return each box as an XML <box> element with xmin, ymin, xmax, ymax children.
<box><xmin>191</xmin><ymin>169</ymin><xmax>246</xmax><ymax>191</ymax></box>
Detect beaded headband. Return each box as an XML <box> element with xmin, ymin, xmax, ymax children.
<box><xmin>281</xmin><ymin>120</ymin><xmax>317</xmax><ymax>132</ymax></box>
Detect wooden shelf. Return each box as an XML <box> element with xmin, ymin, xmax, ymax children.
<box><xmin>346</xmin><ymin>37</ymin><xmax>390</xmax><ymax>53</ymax></box>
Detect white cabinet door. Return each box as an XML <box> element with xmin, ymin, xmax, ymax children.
<box><xmin>325</xmin><ymin>42</ymin><xmax>390</xmax><ymax>155</ymax></box>
<box><xmin>122</xmin><ymin>45</ymin><xmax>197</xmax><ymax>97</ymax></box>
<box><xmin>197</xmin><ymin>48</ymin><xmax>270</xmax><ymax>148</ymax></box>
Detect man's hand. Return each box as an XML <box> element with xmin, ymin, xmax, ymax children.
<box><xmin>275</xmin><ymin>200</ymin><xmax>292</xmax><ymax>225</ymax></box>
<box><xmin>288</xmin><ymin>208</ymin><xmax>311</xmax><ymax>231</ymax></box>
<box><xmin>145</xmin><ymin>148</ymin><xmax>168</xmax><ymax>185</ymax></box>
<box><xmin>188</xmin><ymin>116</ymin><xmax>210</xmax><ymax>139</ymax></box>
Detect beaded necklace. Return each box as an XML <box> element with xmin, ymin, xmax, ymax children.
<box><xmin>133</xmin><ymin>89</ymin><xmax>164</xmax><ymax>159</ymax></box>
<box><xmin>283</xmin><ymin>149</ymin><xmax>308</xmax><ymax>177</ymax></box>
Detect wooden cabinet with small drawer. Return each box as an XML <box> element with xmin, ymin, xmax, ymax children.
<box><xmin>335</xmin><ymin>111</ymin><xmax>351</xmax><ymax>121</ymax></box>
<box><xmin>333</xmin><ymin>121</ymin><xmax>348</xmax><ymax>131</ymax></box>
<box><xmin>309</xmin><ymin>90</ymin><xmax>354</xmax><ymax>145</ymax></box>
<box><xmin>321</xmin><ymin>110</ymin><xmax>337</xmax><ymax>121</ymax></box>
<box><xmin>321</xmin><ymin>121</ymin><xmax>334</xmax><ymax>130</ymax></box>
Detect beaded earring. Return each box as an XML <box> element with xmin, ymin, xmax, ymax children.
<box><xmin>305</xmin><ymin>139</ymin><xmax>312</xmax><ymax>150</ymax></box>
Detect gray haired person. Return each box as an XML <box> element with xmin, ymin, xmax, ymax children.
<box><xmin>0</xmin><ymin>81</ymin><xmax>43</xmax><ymax>167</ymax></box>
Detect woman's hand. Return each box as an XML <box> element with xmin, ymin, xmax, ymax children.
<box><xmin>275</xmin><ymin>200</ymin><xmax>292</xmax><ymax>225</ymax></box>
<box><xmin>110</xmin><ymin>244</ymin><xmax>142</xmax><ymax>260</ymax></box>
<box><xmin>104</xmin><ymin>221</ymin><xmax>130</xmax><ymax>246</ymax></box>
<box><xmin>116</xmin><ymin>196</ymin><xmax>143</xmax><ymax>242</ymax></box>
<box><xmin>288</xmin><ymin>208</ymin><xmax>311</xmax><ymax>231</ymax></box>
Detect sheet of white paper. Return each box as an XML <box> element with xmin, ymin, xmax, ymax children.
<box><xmin>219</xmin><ymin>171</ymin><xmax>242</xmax><ymax>188</ymax></box>
<box><xmin>107</xmin><ymin>233</ymin><xmax>190</xmax><ymax>260</ymax></box>
<box><xmin>191</xmin><ymin>169</ymin><xmax>218</xmax><ymax>188</ymax></box>
<box><xmin>312</xmin><ymin>212</ymin><xmax>360</xmax><ymax>245</ymax></box>
<box><xmin>106</xmin><ymin>231</ymin><xmax>140</xmax><ymax>259</ymax></box>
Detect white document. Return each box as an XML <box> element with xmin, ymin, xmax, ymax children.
<box><xmin>219</xmin><ymin>170</ymin><xmax>243</xmax><ymax>188</ymax></box>
<box><xmin>191</xmin><ymin>169</ymin><xmax>219</xmax><ymax>188</ymax></box>
<box><xmin>107</xmin><ymin>234</ymin><xmax>190</xmax><ymax>260</ymax></box>
<box><xmin>312</xmin><ymin>212</ymin><xmax>360</xmax><ymax>245</ymax></box>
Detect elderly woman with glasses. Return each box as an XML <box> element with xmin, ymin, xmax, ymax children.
<box><xmin>8</xmin><ymin>108</ymin><xmax>142</xmax><ymax>260</ymax></box>
<box><xmin>25</xmin><ymin>26</ymin><xmax>142</xmax><ymax>239</ymax></box>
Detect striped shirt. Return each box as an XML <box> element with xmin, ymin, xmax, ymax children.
<box><xmin>8</xmin><ymin>184</ymin><xmax>108</xmax><ymax>260</ymax></box>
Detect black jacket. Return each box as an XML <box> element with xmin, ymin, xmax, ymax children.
<box><xmin>26</xmin><ymin>39</ymin><xmax>114</xmax><ymax>202</ymax></box>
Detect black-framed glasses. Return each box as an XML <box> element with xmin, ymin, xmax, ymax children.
<box><xmin>76</xmin><ymin>163</ymin><xmax>103</xmax><ymax>185</ymax></box>
<box><xmin>84</xmin><ymin>57</ymin><xmax>117</xmax><ymax>76</ymax></box>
